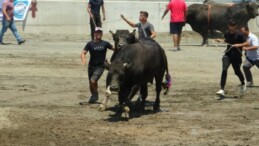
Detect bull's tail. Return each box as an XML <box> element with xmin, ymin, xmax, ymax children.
<box><xmin>163</xmin><ymin>67</ymin><xmax>171</xmax><ymax>95</ymax></box>
<box><xmin>161</xmin><ymin>49</ymin><xmax>171</xmax><ymax>95</ymax></box>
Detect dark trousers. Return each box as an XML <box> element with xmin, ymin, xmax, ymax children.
<box><xmin>220</xmin><ymin>55</ymin><xmax>245</xmax><ymax>89</ymax></box>
<box><xmin>243</xmin><ymin>58</ymin><xmax>259</xmax><ymax>82</ymax></box>
<box><xmin>90</xmin><ymin>14</ymin><xmax>102</xmax><ymax>40</ymax></box>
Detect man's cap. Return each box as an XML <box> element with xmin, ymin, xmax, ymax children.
<box><xmin>95</xmin><ymin>27</ymin><xmax>103</xmax><ymax>32</ymax></box>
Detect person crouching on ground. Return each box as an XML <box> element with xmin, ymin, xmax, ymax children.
<box><xmin>80</xmin><ymin>27</ymin><xmax>114</xmax><ymax>103</ymax></box>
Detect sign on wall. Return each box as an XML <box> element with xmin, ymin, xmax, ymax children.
<box><xmin>0</xmin><ymin>0</ymin><xmax>32</xmax><ymax>21</ymax></box>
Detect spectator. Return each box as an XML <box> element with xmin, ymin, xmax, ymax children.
<box><xmin>87</xmin><ymin>0</ymin><xmax>106</xmax><ymax>40</ymax></box>
<box><xmin>121</xmin><ymin>11</ymin><xmax>156</xmax><ymax>40</ymax></box>
<box><xmin>0</xmin><ymin>0</ymin><xmax>26</xmax><ymax>45</ymax></box>
<box><xmin>161</xmin><ymin>0</ymin><xmax>187</xmax><ymax>51</ymax></box>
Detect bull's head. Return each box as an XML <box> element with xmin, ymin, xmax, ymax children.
<box><xmin>245</xmin><ymin>2</ymin><xmax>259</xmax><ymax>18</ymax></box>
<box><xmin>110</xmin><ymin>29</ymin><xmax>137</xmax><ymax>50</ymax></box>
<box><xmin>106</xmin><ymin>60</ymin><xmax>130</xmax><ymax>92</ymax></box>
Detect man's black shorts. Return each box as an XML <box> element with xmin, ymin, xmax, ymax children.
<box><xmin>88</xmin><ymin>66</ymin><xmax>105</xmax><ymax>82</ymax></box>
<box><xmin>170</xmin><ymin>22</ymin><xmax>184</xmax><ymax>34</ymax></box>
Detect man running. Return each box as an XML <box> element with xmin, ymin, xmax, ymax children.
<box><xmin>81</xmin><ymin>27</ymin><xmax>114</xmax><ymax>103</ymax></box>
<box><xmin>87</xmin><ymin>0</ymin><xmax>106</xmax><ymax>40</ymax></box>
<box><xmin>216</xmin><ymin>19</ymin><xmax>247</xmax><ymax>96</ymax></box>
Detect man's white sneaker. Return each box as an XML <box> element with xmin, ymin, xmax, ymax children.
<box><xmin>240</xmin><ymin>83</ymin><xmax>246</xmax><ymax>94</ymax></box>
<box><xmin>246</xmin><ymin>81</ymin><xmax>254</xmax><ymax>87</ymax></box>
<box><xmin>216</xmin><ymin>89</ymin><xmax>224</xmax><ymax>96</ymax></box>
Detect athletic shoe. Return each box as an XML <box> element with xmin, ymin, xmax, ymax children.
<box><xmin>177</xmin><ymin>47</ymin><xmax>181</xmax><ymax>51</ymax></box>
<box><xmin>18</xmin><ymin>40</ymin><xmax>26</xmax><ymax>45</ymax></box>
<box><xmin>88</xmin><ymin>95</ymin><xmax>98</xmax><ymax>103</ymax></box>
<box><xmin>88</xmin><ymin>92</ymin><xmax>99</xmax><ymax>103</ymax></box>
<box><xmin>216</xmin><ymin>89</ymin><xmax>224</xmax><ymax>96</ymax></box>
<box><xmin>246</xmin><ymin>81</ymin><xmax>254</xmax><ymax>87</ymax></box>
<box><xmin>240</xmin><ymin>83</ymin><xmax>246</xmax><ymax>94</ymax></box>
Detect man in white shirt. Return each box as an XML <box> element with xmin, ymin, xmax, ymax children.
<box><xmin>240</xmin><ymin>26</ymin><xmax>259</xmax><ymax>87</ymax></box>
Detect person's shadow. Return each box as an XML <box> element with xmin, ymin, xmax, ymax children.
<box><xmin>0</xmin><ymin>42</ymin><xmax>12</xmax><ymax>45</ymax></box>
<box><xmin>247</xmin><ymin>85</ymin><xmax>259</xmax><ymax>88</ymax></box>
<box><xmin>217</xmin><ymin>95</ymin><xmax>239</xmax><ymax>100</ymax></box>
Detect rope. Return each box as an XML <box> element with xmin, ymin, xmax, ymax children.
<box><xmin>210</xmin><ymin>40</ymin><xmax>225</xmax><ymax>53</ymax></box>
<box><xmin>210</xmin><ymin>40</ymin><xmax>242</xmax><ymax>55</ymax></box>
<box><xmin>102</xmin><ymin>19</ymin><xmax>122</xmax><ymax>24</ymax></box>
<box><xmin>91</xmin><ymin>16</ymin><xmax>97</xmax><ymax>28</ymax></box>
<box><xmin>224</xmin><ymin>44</ymin><xmax>242</xmax><ymax>55</ymax></box>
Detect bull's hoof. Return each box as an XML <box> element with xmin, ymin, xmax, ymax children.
<box><xmin>123</xmin><ymin>106</ymin><xmax>130</xmax><ymax>119</ymax></box>
<box><xmin>98</xmin><ymin>104</ymin><xmax>106</xmax><ymax>112</ymax></box>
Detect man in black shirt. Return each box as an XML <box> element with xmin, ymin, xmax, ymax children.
<box><xmin>87</xmin><ymin>0</ymin><xmax>106</xmax><ymax>40</ymax></box>
<box><xmin>216</xmin><ymin>19</ymin><xmax>248</xmax><ymax>96</ymax></box>
<box><xmin>81</xmin><ymin>27</ymin><xmax>114</xmax><ymax>103</ymax></box>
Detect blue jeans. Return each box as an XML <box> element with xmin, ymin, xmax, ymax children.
<box><xmin>0</xmin><ymin>18</ymin><xmax>22</xmax><ymax>43</ymax></box>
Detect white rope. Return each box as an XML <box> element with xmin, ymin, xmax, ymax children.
<box><xmin>210</xmin><ymin>40</ymin><xmax>242</xmax><ymax>55</ymax></box>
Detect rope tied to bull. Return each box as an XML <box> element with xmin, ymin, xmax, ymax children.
<box><xmin>211</xmin><ymin>39</ymin><xmax>242</xmax><ymax>55</ymax></box>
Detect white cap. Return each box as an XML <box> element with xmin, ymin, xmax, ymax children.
<box><xmin>95</xmin><ymin>27</ymin><xmax>103</xmax><ymax>32</ymax></box>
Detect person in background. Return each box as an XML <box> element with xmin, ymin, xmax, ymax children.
<box><xmin>240</xmin><ymin>26</ymin><xmax>259</xmax><ymax>87</ymax></box>
<box><xmin>161</xmin><ymin>0</ymin><xmax>187</xmax><ymax>51</ymax></box>
<box><xmin>121</xmin><ymin>11</ymin><xmax>156</xmax><ymax>40</ymax></box>
<box><xmin>80</xmin><ymin>27</ymin><xmax>114</xmax><ymax>103</ymax></box>
<box><xmin>0</xmin><ymin>0</ymin><xmax>26</xmax><ymax>45</ymax></box>
<box><xmin>87</xmin><ymin>0</ymin><xmax>106</xmax><ymax>40</ymax></box>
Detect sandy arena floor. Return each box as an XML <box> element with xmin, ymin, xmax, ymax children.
<box><xmin>0</xmin><ymin>31</ymin><xmax>258</xmax><ymax>146</ymax></box>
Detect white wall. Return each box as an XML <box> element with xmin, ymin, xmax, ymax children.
<box><xmin>22</xmin><ymin>0</ymin><xmax>259</xmax><ymax>35</ymax></box>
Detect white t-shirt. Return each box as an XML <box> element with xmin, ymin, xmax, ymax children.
<box><xmin>247</xmin><ymin>33</ymin><xmax>259</xmax><ymax>61</ymax></box>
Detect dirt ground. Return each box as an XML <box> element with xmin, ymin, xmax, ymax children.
<box><xmin>0</xmin><ymin>31</ymin><xmax>258</xmax><ymax>146</ymax></box>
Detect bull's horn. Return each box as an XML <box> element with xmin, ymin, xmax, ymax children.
<box><xmin>109</xmin><ymin>30</ymin><xmax>114</xmax><ymax>35</ymax></box>
<box><xmin>123</xmin><ymin>63</ymin><xmax>128</xmax><ymax>67</ymax></box>
<box><xmin>131</xmin><ymin>29</ymin><xmax>136</xmax><ymax>35</ymax></box>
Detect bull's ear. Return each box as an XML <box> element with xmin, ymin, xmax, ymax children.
<box><xmin>104</xmin><ymin>59</ymin><xmax>110</xmax><ymax>70</ymax></box>
<box><xmin>131</xmin><ymin>29</ymin><xmax>136</xmax><ymax>36</ymax></box>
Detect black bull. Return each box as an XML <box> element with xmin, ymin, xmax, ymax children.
<box><xmin>99</xmin><ymin>30</ymin><xmax>171</xmax><ymax>119</ymax></box>
<box><xmin>186</xmin><ymin>2</ymin><xmax>259</xmax><ymax>45</ymax></box>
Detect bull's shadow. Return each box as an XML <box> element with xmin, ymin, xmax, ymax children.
<box><xmin>104</xmin><ymin>100</ymin><xmax>162</xmax><ymax>122</ymax></box>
